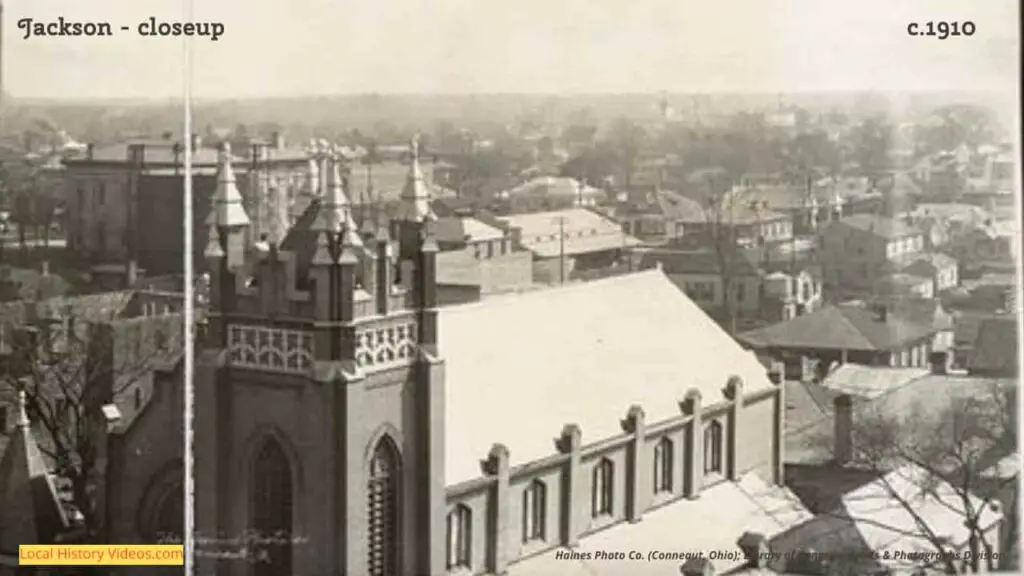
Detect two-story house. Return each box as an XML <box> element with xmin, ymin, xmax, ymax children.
<box><xmin>670</xmin><ymin>193</ymin><xmax>795</xmax><ymax>250</ymax></box>
<box><xmin>818</xmin><ymin>214</ymin><xmax>926</xmax><ymax>296</ymax></box>
<box><xmin>613</xmin><ymin>188</ymin><xmax>689</xmax><ymax>245</ymax></box>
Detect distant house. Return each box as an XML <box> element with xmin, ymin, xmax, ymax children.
<box><xmin>737</xmin><ymin>175</ymin><xmax>881</xmax><ymax>234</ymax></box>
<box><xmin>613</xmin><ymin>188</ymin><xmax>690</xmax><ymax>245</ymax></box>
<box><xmin>951</xmin><ymin>221</ymin><xmax>1019</xmax><ymax>273</ymax></box>
<box><xmin>673</xmin><ymin>194</ymin><xmax>794</xmax><ymax>250</ymax></box>
<box><xmin>497</xmin><ymin>177</ymin><xmax>609</xmax><ymax>214</ymax></box>
<box><xmin>498</xmin><ymin>208</ymin><xmax>641</xmax><ymax>284</ymax></box>
<box><xmin>952</xmin><ymin>310</ymin><xmax>1012</xmax><ymax>368</ymax></box>
<box><xmin>968</xmin><ymin>317</ymin><xmax>1019</xmax><ymax>378</ymax></box>
<box><xmin>432</xmin><ymin>214</ymin><xmax>534</xmax><ymax>304</ymax></box>
<box><xmin>818</xmin><ymin>214</ymin><xmax>926</xmax><ymax>295</ymax></box>
<box><xmin>872</xmin><ymin>272</ymin><xmax>934</xmax><ymax>299</ymax></box>
<box><xmin>737</xmin><ymin>302</ymin><xmax>940</xmax><ymax>373</ymax></box>
<box><xmin>877</xmin><ymin>297</ymin><xmax>954</xmax><ymax>353</ymax></box>
<box><xmin>638</xmin><ymin>249</ymin><xmax>822</xmax><ymax>323</ymax></box>
<box><xmin>888</xmin><ymin>251</ymin><xmax>959</xmax><ymax>294</ymax></box>
<box><xmin>434</xmin><ymin>214</ymin><xmax>509</xmax><ymax>258</ymax></box>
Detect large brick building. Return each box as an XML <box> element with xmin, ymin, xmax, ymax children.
<box><xmin>6</xmin><ymin>141</ymin><xmax>798</xmax><ymax>576</ymax></box>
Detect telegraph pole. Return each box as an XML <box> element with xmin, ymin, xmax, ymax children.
<box><xmin>553</xmin><ymin>216</ymin><xmax>567</xmax><ymax>285</ymax></box>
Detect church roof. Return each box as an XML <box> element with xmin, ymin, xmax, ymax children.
<box><xmin>440</xmin><ymin>269</ymin><xmax>775</xmax><ymax>484</ymax></box>
<box><xmin>0</xmin><ymin>392</ymin><xmax>70</xmax><ymax>548</ymax></box>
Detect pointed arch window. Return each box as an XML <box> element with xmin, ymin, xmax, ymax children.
<box><xmin>653</xmin><ymin>437</ymin><xmax>673</xmax><ymax>494</ymax></box>
<box><xmin>522</xmin><ymin>479</ymin><xmax>546</xmax><ymax>543</ymax></box>
<box><xmin>138</xmin><ymin>463</ymin><xmax>183</xmax><ymax>544</ymax></box>
<box><xmin>251</xmin><ymin>438</ymin><xmax>293</xmax><ymax>576</ymax></box>
<box><xmin>591</xmin><ymin>458</ymin><xmax>614</xmax><ymax>518</ymax></box>
<box><xmin>446</xmin><ymin>505</ymin><xmax>472</xmax><ymax>569</ymax></box>
<box><xmin>704</xmin><ymin>420</ymin><xmax>723</xmax><ymax>475</ymax></box>
<box><xmin>368</xmin><ymin>437</ymin><xmax>401</xmax><ymax>576</ymax></box>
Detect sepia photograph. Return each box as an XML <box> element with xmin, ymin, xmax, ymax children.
<box><xmin>0</xmin><ymin>0</ymin><xmax>1020</xmax><ymax>574</ymax></box>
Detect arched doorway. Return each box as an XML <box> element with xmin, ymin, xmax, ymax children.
<box><xmin>138</xmin><ymin>463</ymin><xmax>184</xmax><ymax>576</ymax></box>
<box><xmin>367</xmin><ymin>436</ymin><xmax>401</xmax><ymax>576</ymax></box>
<box><xmin>250</xmin><ymin>438</ymin><xmax>293</xmax><ymax>576</ymax></box>
<box><xmin>139</xmin><ymin>462</ymin><xmax>184</xmax><ymax>544</ymax></box>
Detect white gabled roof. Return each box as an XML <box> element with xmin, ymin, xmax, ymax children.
<box><xmin>440</xmin><ymin>269</ymin><xmax>774</xmax><ymax>484</ymax></box>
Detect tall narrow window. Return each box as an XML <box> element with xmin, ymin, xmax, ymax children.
<box><xmin>591</xmin><ymin>458</ymin><xmax>614</xmax><ymax>517</ymax></box>
<box><xmin>368</xmin><ymin>437</ymin><xmax>400</xmax><ymax>576</ymax></box>
<box><xmin>653</xmin><ymin>437</ymin><xmax>673</xmax><ymax>494</ymax></box>
<box><xmin>446</xmin><ymin>505</ymin><xmax>472</xmax><ymax>569</ymax></box>
<box><xmin>704</xmin><ymin>421</ymin><xmax>723</xmax><ymax>475</ymax></box>
<box><xmin>522</xmin><ymin>480</ymin><xmax>547</xmax><ymax>543</ymax></box>
<box><xmin>251</xmin><ymin>438</ymin><xmax>293</xmax><ymax>576</ymax></box>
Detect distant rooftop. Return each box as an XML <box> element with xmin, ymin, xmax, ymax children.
<box><xmin>835</xmin><ymin>214</ymin><xmax>920</xmax><ymax>239</ymax></box>
<box><xmin>498</xmin><ymin>208</ymin><xmax>640</xmax><ymax>258</ymax></box>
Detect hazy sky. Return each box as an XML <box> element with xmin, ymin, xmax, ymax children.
<box><xmin>5</xmin><ymin>0</ymin><xmax>1020</xmax><ymax>99</ymax></box>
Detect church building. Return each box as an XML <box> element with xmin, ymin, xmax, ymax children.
<box><xmin>5</xmin><ymin>138</ymin><xmax>792</xmax><ymax>576</ymax></box>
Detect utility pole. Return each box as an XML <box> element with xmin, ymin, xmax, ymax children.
<box><xmin>553</xmin><ymin>216</ymin><xmax>567</xmax><ymax>285</ymax></box>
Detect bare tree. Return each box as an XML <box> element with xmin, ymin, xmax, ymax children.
<box><xmin>695</xmin><ymin>168</ymin><xmax>741</xmax><ymax>335</ymax></box>
<box><xmin>0</xmin><ymin>305</ymin><xmax>183</xmax><ymax>544</ymax></box>
<box><xmin>810</xmin><ymin>382</ymin><xmax>1017</xmax><ymax>574</ymax></box>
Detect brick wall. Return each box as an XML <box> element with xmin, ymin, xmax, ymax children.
<box><xmin>444</xmin><ymin>379</ymin><xmax>784</xmax><ymax>574</ymax></box>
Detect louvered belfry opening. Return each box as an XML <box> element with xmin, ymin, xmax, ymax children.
<box><xmin>251</xmin><ymin>438</ymin><xmax>293</xmax><ymax>576</ymax></box>
<box><xmin>368</xmin><ymin>436</ymin><xmax>401</xmax><ymax>576</ymax></box>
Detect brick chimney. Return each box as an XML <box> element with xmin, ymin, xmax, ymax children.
<box><xmin>125</xmin><ymin>260</ymin><xmax>138</xmax><ymax>288</ymax></box>
<box><xmin>872</xmin><ymin>303</ymin><xmax>888</xmax><ymax>323</ymax></box>
<box><xmin>833</xmin><ymin>394</ymin><xmax>853</xmax><ymax>465</ymax></box>
<box><xmin>768</xmin><ymin>360</ymin><xmax>785</xmax><ymax>384</ymax></box>
<box><xmin>737</xmin><ymin>532</ymin><xmax>770</xmax><ymax>569</ymax></box>
<box><xmin>929</xmin><ymin>350</ymin><xmax>949</xmax><ymax>375</ymax></box>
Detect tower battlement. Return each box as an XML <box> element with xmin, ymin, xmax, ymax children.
<box><xmin>201</xmin><ymin>138</ymin><xmax>439</xmax><ymax>378</ymax></box>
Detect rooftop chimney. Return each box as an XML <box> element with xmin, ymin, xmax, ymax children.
<box><xmin>272</xmin><ymin>131</ymin><xmax>285</xmax><ymax>150</ymax></box>
<box><xmin>172</xmin><ymin>142</ymin><xmax>182</xmax><ymax>175</ymax></box>
<box><xmin>86</xmin><ymin>143</ymin><xmax>95</xmax><ymax>161</ymax></box>
<box><xmin>929</xmin><ymin>350</ymin><xmax>949</xmax><ymax>375</ymax></box>
<box><xmin>40</xmin><ymin>261</ymin><xmax>49</xmax><ymax>277</ymax></box>
<box><xmin>737</xmin><ymin>532</ymin><xmax>770</xmax><ymax>568</ymax></box>
<box><xmin>125</xmin><ymin>260</ymin><xmax>139</xmax><ymax>288</ymax></box>
<box><xmin>190</xmin><ymin>133</ymin><xmax>201</xmax><ymax>151</ymax></box>
<box><xmin>872</xmin><ymin>303</ymin><xmax>888</xmax><ymax>323</ymax></box>
<box><xmin>833</xmin><ymin>394</ymin><xmax>853</xmax><ymax>465</ymax></box>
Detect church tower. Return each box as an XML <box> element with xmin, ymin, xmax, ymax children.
<box><xmin>195</xmin><ymin>139</ymin><xmax>446</xmax><ymax>576</ymax></box>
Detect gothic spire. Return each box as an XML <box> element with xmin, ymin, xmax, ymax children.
<box><xmin>203</xmin><ymin>222</ymin><xmax>225</xmax><ymax>259</ymax></box>
<box><xmin>206</xmin><ymin>143</ymin><xmax>251</xmax><ymax>228</ymax></box>
<box><xmin>311</xmin><ymin>230</ymin><xmax>335</xmax><ymax>266</ymax></box>
<box><xmin>395</xmin><ymin>134</ymin><xmax>435</xmax><ymax>223</ymax></box>
<box><xmin>312</xmin><ymin>153</ymin><xmax>359</xmax><ymax>239</ymax></box>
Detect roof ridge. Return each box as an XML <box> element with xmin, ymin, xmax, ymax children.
<box><xmin>815</xmin><ymin>304</ymin><xmax>877</xmax><ymax>351</ymax></box>
<box><xmin>442</xmin><ymin>269</ymin><xmax>666</xmax><ymax>313</ymax></box>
